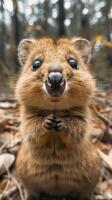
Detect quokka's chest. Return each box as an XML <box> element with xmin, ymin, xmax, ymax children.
<box><xmin>23</xmin><ymin>152</ymin><xmax>83</xmax><ymax>195</ymax></box>
<box><xmin>17</xmin><ymin>134</ymin><xmax>99</xmax><ymax>196</ymax></box>
<box><xmin>29</xmin><ymin>139</ymin><xmax>85</xmax><ymax>190</ymax></box>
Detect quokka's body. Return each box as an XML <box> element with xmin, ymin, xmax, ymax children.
<box><xmin>16</xmin><ymin>37</ymin><xmax>101</xmax><ymax>200</ymax></box>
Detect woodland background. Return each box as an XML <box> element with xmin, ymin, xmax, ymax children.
<box><xmin>0</xmin><ymin>0</ymin><xmax>112</xmax><ymax>89</ymax></box>
<box><xmin>0</xmin><ymin>0</ymin><xmax>112</xmax><ymax>200</ymax></box>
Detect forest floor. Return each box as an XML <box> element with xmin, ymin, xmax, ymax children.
<box><xmin>0</xmin><ymin>69</ymin><xmax>112</xmax><ymax>200</ymax></box>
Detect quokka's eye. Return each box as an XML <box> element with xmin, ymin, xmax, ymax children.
<box><xmin>32</xmin><ymin>59</ymin><xmax>42</xmax><ymax>71</ymax></box>
<box><xmin>68</xmin><ymin>58</ymin><xmax>78</xmax><ymax>69</ymax></box>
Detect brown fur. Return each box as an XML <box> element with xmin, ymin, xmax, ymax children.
<box><xmin>16</xmin><ymin>37</ymin><xmax>101</xmax><ymax>199</ymax></box>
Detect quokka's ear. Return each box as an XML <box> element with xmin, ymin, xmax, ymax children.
<box><xmin>18</xmin><ymin>39</ymin><xmax>35</xmax><ymax>65</ymax></box>
<box><xmin>71</xmin><ymin>38</ymin><xmax>91</xmax><ymax>63</ymax></box>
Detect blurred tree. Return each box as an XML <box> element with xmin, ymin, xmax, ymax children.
<box><xmin>12</xmin><ymin>0</ymin><xmax>20</xmax><ymax>70</ymax></box>
<box><xmin>43</xmin><ymin>0</ymin><xmax>49</xmax><ymax>35</ymax></box>
<box><xmin>103</xmin><ymin>0</ymin><xmax>112</xmax><ymax>63</ymax></box>
<box><xmin>104</xmin><ymin>0</ymin><xmax>111</xmax><ymax>41</ymax></box>
<box><xmin>57</xmin><ymin>0</ymin><xmax>65</xmax><ymax>37</ymax></box>
<box><xmin>0</xmin><ymin>0</ymin><xmax>6</xmax><ymax>61</ymax></box>
<box><xmin>0</xmin><ymin>0</ymin><xmax>112</xmax><ymax>72</ymax></box>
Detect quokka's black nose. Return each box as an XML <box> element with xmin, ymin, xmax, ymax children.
<box><xmin>45</xmin><ymin>72</ymin><xmax>65</xmax><ymax>97</ymax></box>
<box><xmin>47</xmin><ymin>72</ymin><xmax>63</xmax><ymax>88</ymax></box>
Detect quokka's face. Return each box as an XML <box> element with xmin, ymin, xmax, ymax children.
<box><xmin>16</xmin><ymin>38</ymin><xmax>95</xmax><ymax>110</ymax></box>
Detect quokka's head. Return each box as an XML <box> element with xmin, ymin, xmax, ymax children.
<box><xmin>16</xmin><ymin>37</ymin><xmax>95</xmax><ymax>110</ymax></box>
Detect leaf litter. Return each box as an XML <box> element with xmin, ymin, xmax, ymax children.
<box><xmin>0</xmin><ymin>88</ymin><xmax>112</xmax><ymax>200</ymax></box>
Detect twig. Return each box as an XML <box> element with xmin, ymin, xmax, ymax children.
<box><xmin>3</xmin><ymin>165</ymin><xmax>25</xmax><ymax>200</ymax></box>
<box><xmin>0</xmin><ymin>143</ymin><xmax>7</xmax><ymax>154</ymax></box>
<box><xmin>0</xmin><ymin>186</ymin><xmax>18</xmax><ymax>200</ymax></box>
<box><xmin>91</xmin><ymin>106</ymin><xmax>112</xmax><ymax>128</ymax></box>
<box><xmin>97</xmin><ymin>149</ymin><xmax>112</xmax><ymax>171</ymax></box>
<box><xmin>92</xmin><ymin>96</ymin><xmax>106</xmax><ymax>104</ymax></box>
<box><xmin>0</xmin><ymin>179</ymin><xmax>10</xmax><ymax>199</ymax></box>
<box><xmin>100</xmin><ymin>108</ymin><xmax>112</xmax><ymax>114</ymax></box>
<box><xmin>0</xmin><ymin>59</ymin><xmax>10</xmax><ymax>76</ymax></box>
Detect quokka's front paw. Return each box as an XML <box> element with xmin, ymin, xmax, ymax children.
<box><xmin>43</xmin><ymin>115</ymin><xmax>57</xmax><ymax>130</ymax></box>
<box><xmin>43</xmin><ymin>115</ymin><xmax>66</xmax><ymax>132</ymax></box>
<box><xmin>54</xmin><ymin>117</ymin><xmax>66</xmax><ymax>131</ymax></box>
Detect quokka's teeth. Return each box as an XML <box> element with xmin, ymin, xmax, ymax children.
<box><xmin>47</xmin><ymin>81</ymin><xmax>52</xmax><ymax>87</ymax></box>
<box><xmin>60</xmin><ymin>80</ymin><xmax>65</xmax><ymax>86</ymax></box>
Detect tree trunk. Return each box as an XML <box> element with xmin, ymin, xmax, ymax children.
<box><xmin>0</xmin><ymin>0</ymin><xmax>6</xmax><ymax>61</ymax></box>
<box><xmin>104</xmin><ymin>0</ymin><xmax>112</xmax><ymax>64</ymax></box>
<box><xmin>43</xmin><ymin>0</ymin><xmax>49</xmax><ymax>34</ymax></box>
<box><xmin>104</xmin><ymin>0</ymin><xmax>111</xmax><ymax>41</ymax></box>
<box><xmin>12</xmin><ymin>0</ymin><xmax>20</xmax><ymax>71</ymax></box>
<box><xmin>57</xmin><ymin>0</ymin><xmax>65</xmax><ymax>37</ymax></box>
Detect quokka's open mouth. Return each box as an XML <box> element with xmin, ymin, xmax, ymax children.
<box><xmin>45</xmin><ymin>72</ymin><xmax>66</xmax><ymax>97</ymax></box>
